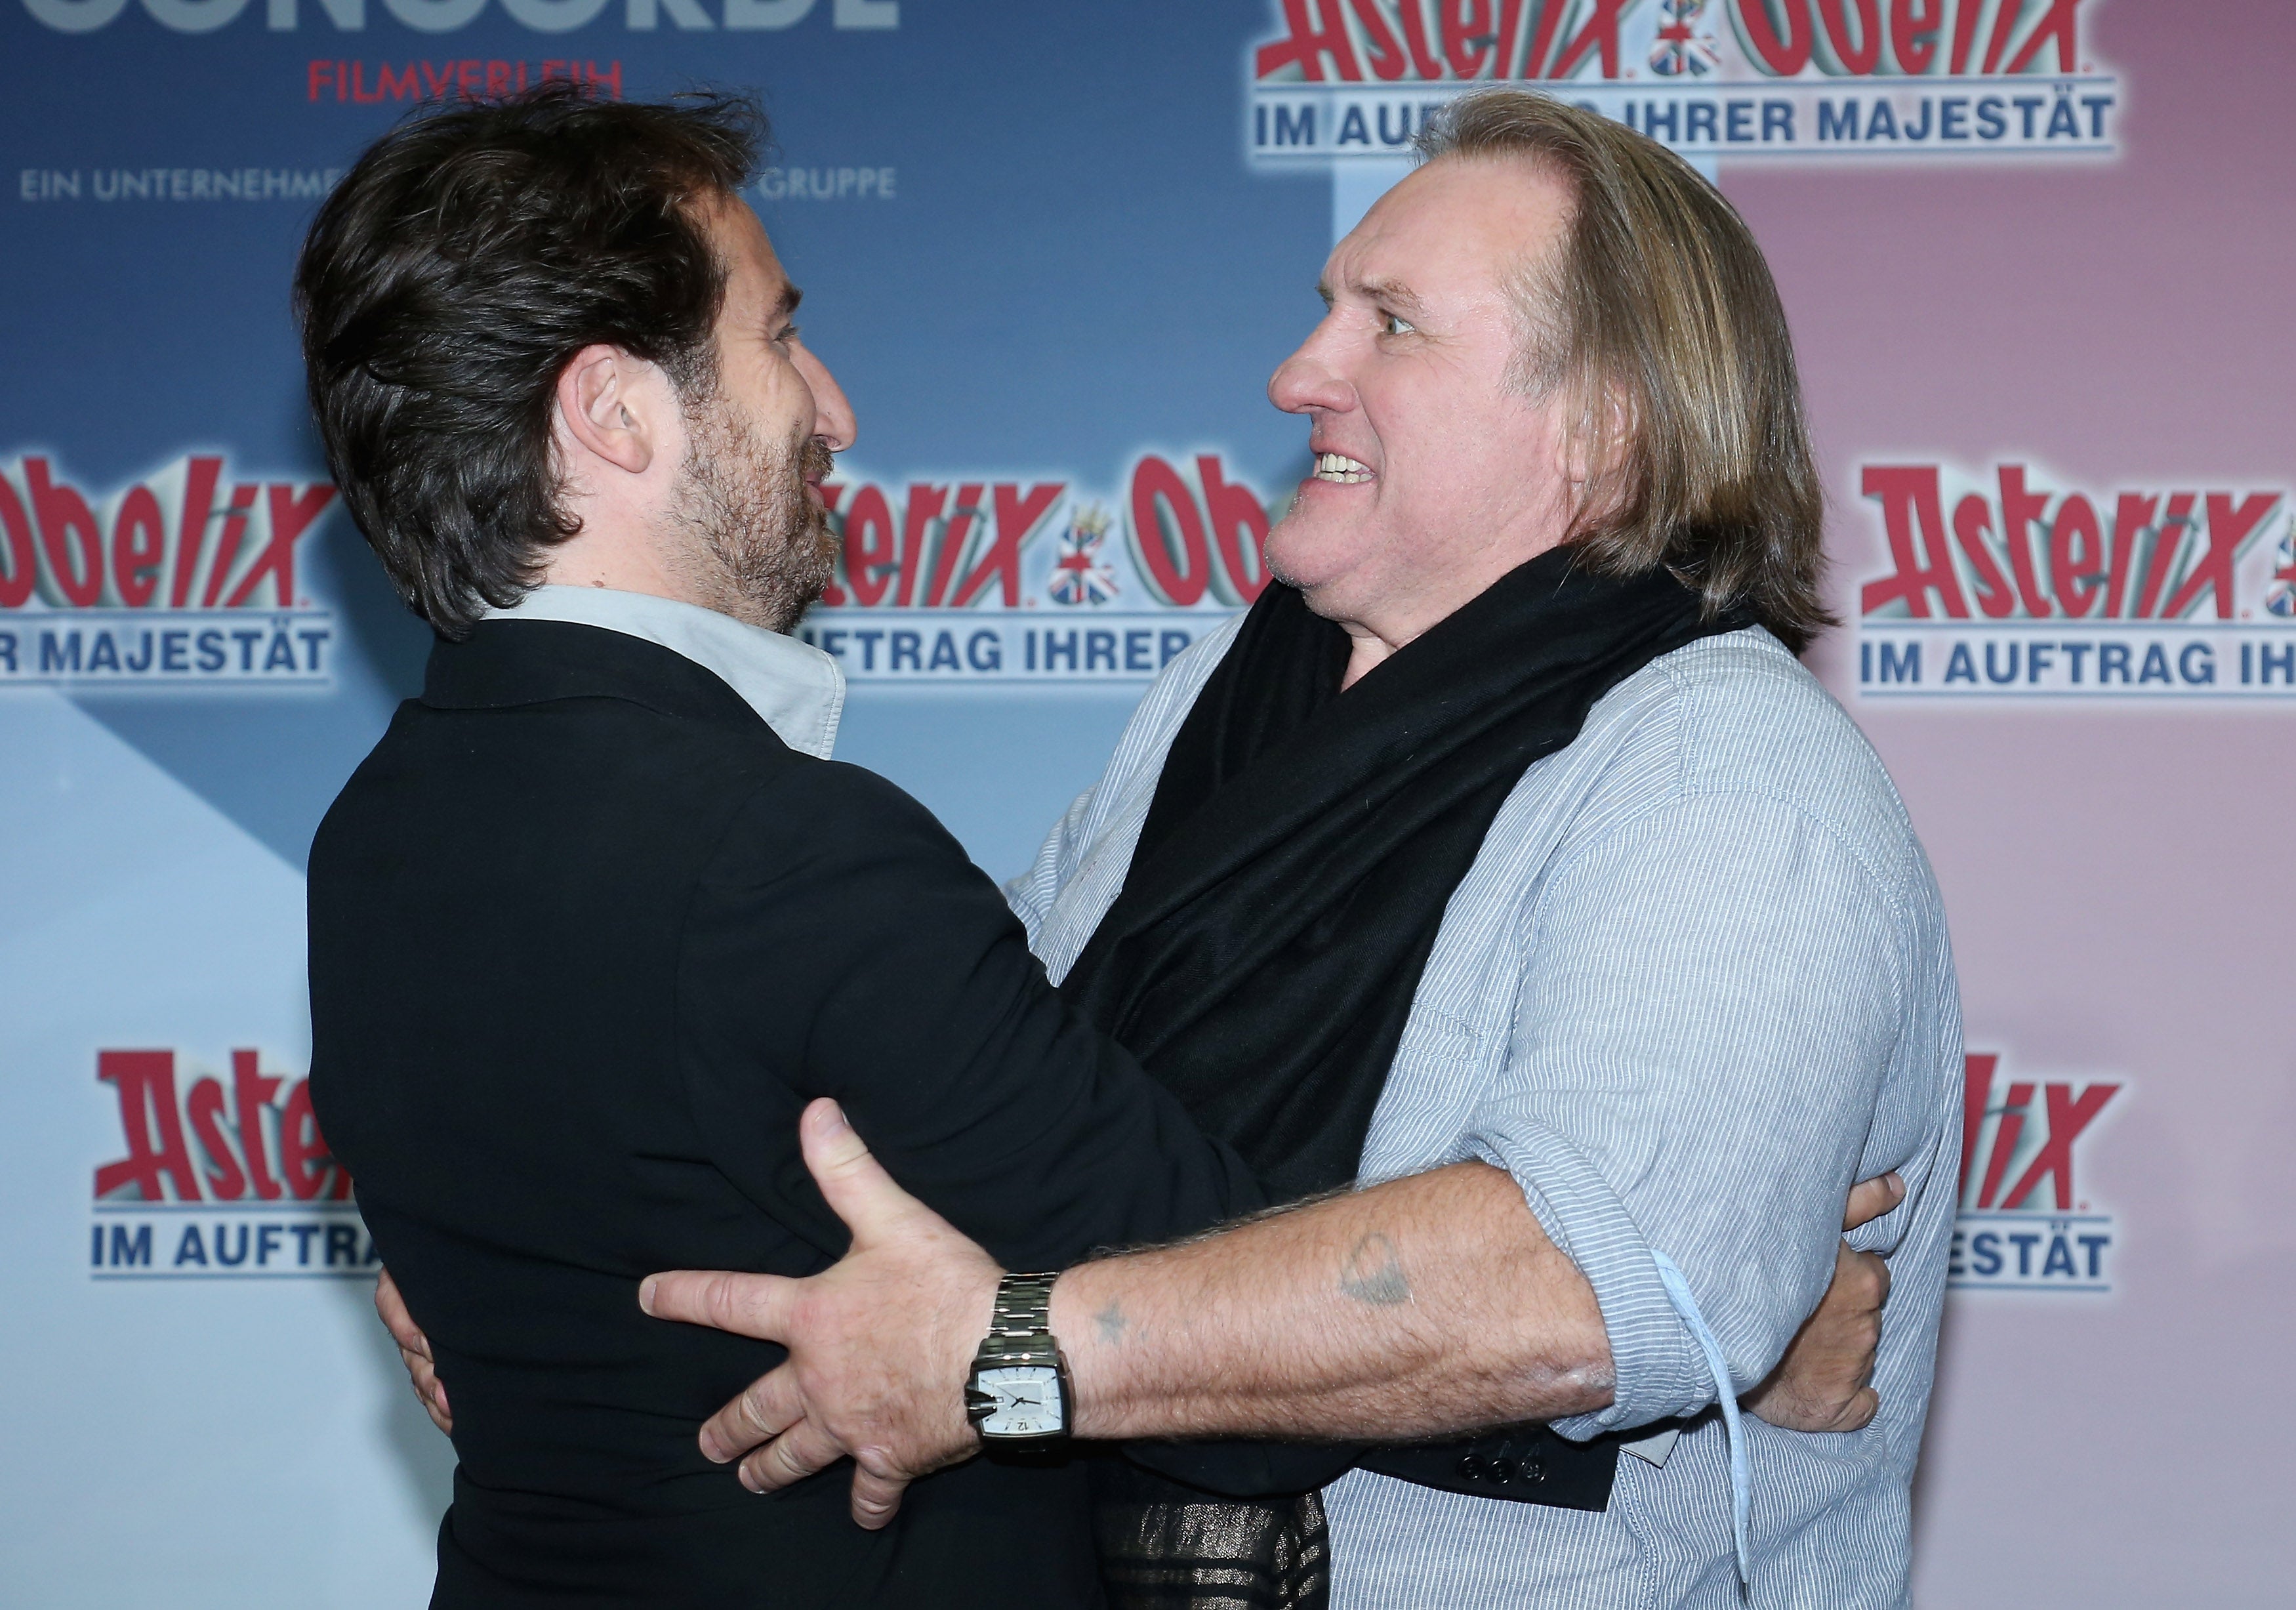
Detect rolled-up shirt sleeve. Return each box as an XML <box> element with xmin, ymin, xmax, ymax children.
<box><xmin>1465</xmin><ymin>787</ymin><xmax>1908</xmax><ymax>1437</ymax></box>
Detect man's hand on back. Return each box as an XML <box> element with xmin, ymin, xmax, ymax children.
<box><xmin>375</xmin><ymin>1269</ymin><xmax>453</xmax><ymax>1435</ymax></box>
<box><xmin>640</xmin><ymin>1100</ymin><xmax>1908</xmax><ymax>1527</ymax></box>
<box><xmin>1743</xmin><ymin>1170</ymin><xmax>1901</xmax><ymax>1434</ymax></box>
<box><xmin>642</xmin><ymin>1099</ymin><xmax>997</xmax><ymax>1527</ymax></box>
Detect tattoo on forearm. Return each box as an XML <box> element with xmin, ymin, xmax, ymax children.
<box><xmin>1338</xmin><ymin>1232</ymin><xmax>1411</xmax><ymax>1306</ymax></box>
<box><xmin>1096</xmin><ymin>1298</ymin><xmax>1129</xmax><ymax>1344</ymax></box>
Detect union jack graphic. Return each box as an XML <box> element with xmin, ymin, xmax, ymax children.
<box><xmin>1049</xmin><ymin>503</ymin><xmax>1120</xmax><ymax>606</ymax></box>
<box><xmin>1649</xmin><ymin>0</ymin><xmax>1716</xmax><ymax>77</ymax></box>
<box><xmin>2266</xmin><ymin>519</ymin><xmax>2296</xmax><ymax>619</ymax></box>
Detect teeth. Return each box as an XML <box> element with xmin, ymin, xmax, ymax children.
<box><xmin>1313</xmin><ymin>452</ymin><xmax>1374</xmax><ymax>484</ymax></box>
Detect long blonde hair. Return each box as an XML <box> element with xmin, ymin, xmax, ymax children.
<box><xmin>1417</xmin><ymin>89</ymin><xmax>1832</xmax><ymax>652</ymax></box>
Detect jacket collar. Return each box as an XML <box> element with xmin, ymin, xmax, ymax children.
<box><xmin>430</xmin><ymin>585</ymin><xmax>844</xmax><ymax>757</ymax></box>
<box><xmin>422</xmin><ymin>617</ymin><xmax>800</xmax><ymax>745</ymax></box>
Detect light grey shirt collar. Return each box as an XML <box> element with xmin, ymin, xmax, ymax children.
<box><xmin>484</xmin><ymin>585</ymin><xmax>844</xmax><ymax>759</ymax></box>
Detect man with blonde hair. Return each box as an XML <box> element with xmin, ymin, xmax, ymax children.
<box><xmin>646</xmin><ymin>89</ymin><xmax>1961</xmax><ymax>1609</ymax></box>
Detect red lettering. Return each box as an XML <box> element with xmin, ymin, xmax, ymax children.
<box><xmin>922</xmin><ymin>483</ymin><xmax>985</xmax><ymax>607</ymax></box>
<box><xmin>94</xmin><ymin>1050</ymin><xmax>201</xmax><ymax>1203</ymax></box>
<box><xmin>1442</xmin><ymin>0</ymin><xmax>1495</xmax><ymax>77</ymax></box>
<box><xmin>377</xmin><ymin>60</ymin><xmax>420</xmax><ymax>100</ymax></box>
<box><xmin>950</xmin><ymin>482</ymin><xmax>1062</xmax><ymax>609</ymax></box>
<box><xmin>842</xmin><ymin>484</ymin><xmax>895</xmax><ymax>607</ymax></box>
<box><xmin>110</xmin><ymin>485</ymin><xmax>166</xmax><ymax>608</ymax></box>
<box><xmin>2102</xmin><ymin>491</ymin><xmax>2157</xmax><ymax>619</ymax></box>
<box><xmin>1735</xmin><ymin>0</ymin><xmax>1814</xmax><ymax>75</ymax></box>
<box><xmin>1195</xmin><ymin>455</ymin><xmax>1272</xmax><ymax>604</ymax></box>
<box><xmin>306</xmin><ymin>59</ymin><xmax>333</xmax><ymax>102</ymax></box>
<box><xmin>1889</xmin><ymin>0</ymin><xmax>1940</xmax><ymax>73</ymax></box>
<box><xmin>584</xmin><ymin>60</ymin><xmax>621</xmax><ymax>98</ymax></box>
<box><xmin>1393</xmin><ymin>0</ymin><xmax>1445</xmax><ymax>79</ymax></box>
<box><xmin>1816</xmin><ymin>0</ymin><xmax>1880</xmax><ymax>74</ymax></box>
<box><xmin>1547</xmin><ymin>0</ymin><xmax>1628</xmax><ymax>77</ymax></box>
<box><xmin>233</xmin><ymin>1048</ymin><xmax>285</xmax><ymax>1202</ymax></box>
<box><xmin>421</xmin><ymin>60</ymin><xmax>455</xmax><ymax>98</ymax></box>
<box><xmin>1255</xmin><ymin>0</ymin><xmax>1364</xmax><ymax>81</ymax></box>
<box><xmin>350</xmin><ymin>60</ymin><xmax>388</xmax><ymax>104</ymax></box>
<box><xmin>487</xmin><ymin>60</ymin><xmax>512</xmax><ymax>96</ymax></box>
<box><xmin>1979</xmin><ymin>0</ymin><xmax>2023</xmax><ymax>73</ymax></box>
<box><xmin>1975</xmin><ymin>1081</ymin><xmax>2034</xmax><ymax>1209</ymax></box>
<box><xmin>170</xmin><ymin>455</ymin><xmax>224</xmax><ymax>609</ymax></box>
<box><xmin>895</xmin><ymin>483</ymin><xmax>947</xmax><ymax>608</ymax></box>
<box><xmin>1859</xmin><ymin>465</ymin><xmax>1967</xmax><ymax>618</ymax></box>
<box><xmin>1129</xmin><ymin>456</ymin><xmax>1211</xmax><ymax>607</ymax></box>
<box><xmin>1958</xmin><ymin>1052</ymin><xmax>1996</xmax><ymax>1202</ymax></box>
<box><xmin>1948</xmin><ymin>0</ymin><xmax>1983</xmax><ymax>72</ymax></box>
<box><xmin>186</xmin><ymin>1077</ymin><xmax>249</xmax><ymax>1201</ymax></box>
<box><xmin>2160</xmin><ymin>492</ymin><xmax>2278</xmax><ymax>621</ymax></box>
<box><xmin>1492</xmin><ymin>0</ymin><xmax>1534</xmax><ymax>76</ymax></box>
<box><xmin>457</xmin><ymin>60</ymin><xmax>481</xmax><ymax>99</ymax></box>
<box><xmin>2132</xmin><ymin>491</ymin><xmax>2195</xmax><ymax>619</ymax></box>
<box><xmin>2000</xmin><ymin>1082</ymin><xmax>2117</xmax><ymax>1211</ymax></box>
<box><xmin>1520</xmin><ymin>0</ymin><xmax>1570</xmax><ymax>76</ymax></box>
<box><xmin>1950</xmin><ymin>492</ymin><xmax>2015</xmax><ymax>617</ymax></box>
<box><xmin>2002</xmin><ymin>0</ymin><xmax>2082</xmax><ymax>75</ymax></box>
<box><xmin>201</xmin><ymin>483</ymin><xmax>260</xmax><ymax>608</ymax></box>
<box><xmin>227</xmin><ymin>483</ymin><xmax>334</xmax><ymax>609</ymax></box>
<box><xmin>1349</xmin><ymin>0</ymin><xmax>1408</xmax><ymax>79</ymax></box>
<box><xmin>1995</xmin><ymin>465</ymin><xmax>2054</xmax><ymax>617</ymax></box>
<box><xmin>0</xmin><ymin>471</ymin><xmax>37</xmax><ymax>608</ymax></box>
<box><xmin>2048</xmin><ymin>491</ymin><xmax>2104</xmax><ymax>617</ymax></box>
<box><xmin>26</xmin><ymin>457</ymin><xmax>102</xmax><ymax>607</ymax></box>
<box><xmin>277</xmin><ymin>1079</ymin><xmax>345</xmax><ymax>1200</ymax></box>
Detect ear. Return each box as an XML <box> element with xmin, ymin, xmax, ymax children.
<box><xmin>1559</xmin><ymin>378</ymin><xmax>1635</xmax><ymax>527</ymax></box>
<box><xmin>554</xmin><ymin>344</ymin><xmax>657</xmax><ymax>480</ymax></box>
<box><xmin>1559</xmin><ymin>377</ymin><xmax>1631</xmax><ymax>485</ymax></box>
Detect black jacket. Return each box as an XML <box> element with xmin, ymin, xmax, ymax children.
<box><xmin>308</xmin><ymin>621</ymin><xmax>1259</xmax><ymax>1607</ymax></box>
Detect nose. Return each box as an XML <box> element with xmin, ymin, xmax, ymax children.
<box><xmin>794</xmin><ymin>344</ymin><xmax>857</xmax><ymax>453</ymax></box>
<box><xmin>1267</xmin><ymin>318</ymin><xmax>1354</xmax><ymax>419</ymax></box>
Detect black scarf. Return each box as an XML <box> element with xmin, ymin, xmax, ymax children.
<box><xmin>1064</xmin><ymin>547</ymin><xmax>1749</xmax><ymax>1609</ymax></box>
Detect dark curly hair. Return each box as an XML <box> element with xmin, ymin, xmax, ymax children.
<box><xmin>294</xmin><ymin>83</ymin><xmax>765</xmax><ymax>638</ymax></box>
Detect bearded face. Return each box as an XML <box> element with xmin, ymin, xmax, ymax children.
<box><xmin>664</xmin><ymin>384</ymin><xmax>840</xmax><ymax>635</ymax></box>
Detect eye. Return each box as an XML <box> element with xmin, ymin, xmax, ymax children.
<box><xmin>1381</xmin><ymin>312</ymin><xmax>1416</xmax><ymax>337</ymax></box>
<box><xmin>771</xmin><ymin>323</ymin><xmax>800</xmax><ymax>348</ymax></box>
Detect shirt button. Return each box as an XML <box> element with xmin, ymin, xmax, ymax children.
<box><xmin>1456</xmin><ymin>1455</ymin><xmax>1486</xmax><ymax>1482</ymax></box>
<box><xmin>1490</xmin><ymin>1458</ymin><xmax>1520</xmax><ymax>1485</ymax></box>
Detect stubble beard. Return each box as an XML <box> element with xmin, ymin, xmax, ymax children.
<box><xmin>666</xmin><ymin>389</ymin><xmax>840</xmax><ymax>635</ymax></box>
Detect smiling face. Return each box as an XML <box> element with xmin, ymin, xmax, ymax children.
<box><xmin>1265</xmin><ymin>155</ymin><xmax>1585</xmax><ymax>663</ymax></box>
<box><xmin>664</xmin><ymin>196</ymin><xmax>857</xmax><ymax>631</ymax></box>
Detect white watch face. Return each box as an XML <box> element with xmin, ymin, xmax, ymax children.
<box><xmin>976</xmin><ymin>1365</ymin><xmax>1063</xmax><ymax>1439</ymax></box>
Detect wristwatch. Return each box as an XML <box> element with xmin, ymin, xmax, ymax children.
<box><xmin>964</xmin><ymin>1271</ymin><xmax>1071</xmax><ymax>1450</ymax></box>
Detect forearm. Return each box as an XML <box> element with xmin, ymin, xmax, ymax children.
<box><xmin>1048</xmin><ymin>1159</ymin><xmax>1614</xmax><ymax>1443</ymax></box>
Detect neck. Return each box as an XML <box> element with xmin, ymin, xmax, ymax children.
<box><xmin>540</xmin><ymin>507</ymin><xmax>732</xmax><ymax>615</ymax></box>
<box><xmin>1322</xmin><ymin>531</ymin><xmax>1574</xmax><ymax>690</ymax></box>
<box><xmin>541</xmin><ymin>541</ymin><xmax>692</xmax><ymax>606</ymax></box>
<box><xmin>1337</xmin><ymin>623</ymin><xmax>1395</xmax><ymax>690</ymax></box>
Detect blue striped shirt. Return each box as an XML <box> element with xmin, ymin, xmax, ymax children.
<box><xmin>1006</xmin><ymin>621</ymin><xmax>1961</xmax><ymax>1609</ymax></box>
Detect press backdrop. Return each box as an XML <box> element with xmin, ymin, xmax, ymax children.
<box><xmin>3</xmin><ymin>3</ymin><xmax>2289</xmax><ymax>1604</ymax></box>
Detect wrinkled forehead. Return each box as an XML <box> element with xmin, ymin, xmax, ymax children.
<box><xmin>1326</xmin><ymin>154</ymin><xmax>1572</xmax><ymax>304</ymax></box>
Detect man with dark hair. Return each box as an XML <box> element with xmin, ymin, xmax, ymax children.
<box><xmin>646</xmin><ymin>90</ymin><xmax>1962</xmax><ymax>1610</ymax></box>
<box><xmin>299</xmin><ymin>85</ymin><xmax>1273</xmax><ymax>1607</ymax></box>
